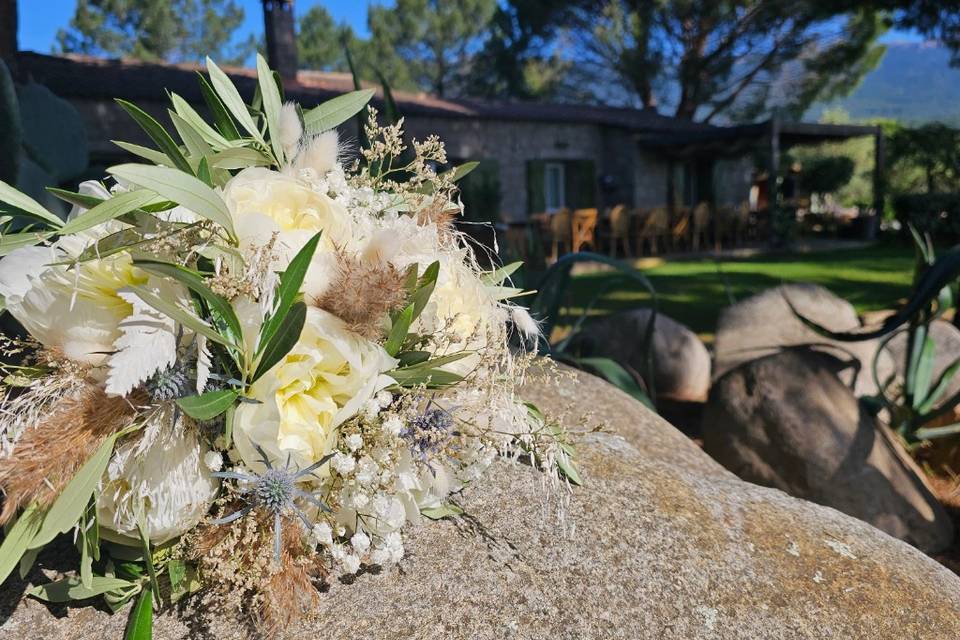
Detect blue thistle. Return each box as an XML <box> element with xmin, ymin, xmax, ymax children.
<box><xmin>210</xmin><ymin>446</ymin><xmax>333</xmax><ymax>561</ymax></box>
<box><xmin>145</xmin><ymin>361</ymin><xmax>192</xmax><ymax>402</ymax></box>
<box><xmin>402</xmin><ymin>405</ymin><xmax>454</xmax><ymax>460</ymax></box>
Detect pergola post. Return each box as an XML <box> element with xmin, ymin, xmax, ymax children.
<box><xmin>873</xmin><ymin>125</ymin><xmax>886</xmax><ymax>220</ymax></box>
<box><xmin>768</xmin><ymin>115</ymin><xmax>781</xmax><ymax>244</ymax></box>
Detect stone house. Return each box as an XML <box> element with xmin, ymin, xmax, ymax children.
<box><xmin>12</xmin><ymin>51</ymin><xmax>882</xmax><ymax>224</ymax></box>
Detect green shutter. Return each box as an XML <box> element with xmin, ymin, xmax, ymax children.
<box><xmin>527</xmin><ymin>160</ymin><xmax>546</xmax><ymax>214</ymax></box>
<box><xmin>459</xmin><ymin>159</ymin><xmax>501</xmax><ymax>224</ymax></box>
<box><xmin>565</xmin><ymin>159</ymin><xmax>596</xmax><ymax>209</ymax></box>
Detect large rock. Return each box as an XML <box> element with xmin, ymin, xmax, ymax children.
<box><xmin>714</xmin><ymin>283</ymin><xmax>893</xmax><ymax>397</ymax></box>
<box><xmin>3</xmin><ymin>364</ymin><xmax>960</xmax><ymax>639</ymax></box>
<box><xmin>570</xmin><ymin>309</ymin><xmax>711</xmax><ymax>402</ymax></box>
<box><xmin>703</xmin><ymin>349</ymin><xmax>954</xmax><ymax>553</ymax></box>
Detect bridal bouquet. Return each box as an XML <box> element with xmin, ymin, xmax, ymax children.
<box><xmin>0</xmin><ymin>57</ymin><xmax>579</xmax><ymax>636</ymax></box>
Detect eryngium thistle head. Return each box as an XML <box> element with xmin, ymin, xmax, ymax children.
<box><xmin>403</xmin><ymin>407</ymin><xmax>454</xmax><ymax>459</ymax></box>
<box><xmin>255</xmin><ymin>468</ymin><xmax>295</xmax><ymax>515</ymax></box>
<box><xmin>145</xmin><ymin>362</ymin><xmax>192</xmax><ymax>402</ymax></box>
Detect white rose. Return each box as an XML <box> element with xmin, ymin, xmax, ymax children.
<box><xmin>97</xmin><ymin>410</ymin><xmax>219</xmax><ymax>544</ymax></box>
<box><xmin>234</xmin><ymin>307</ymin><xmax>397</xmax><ymax>473</ymax></box>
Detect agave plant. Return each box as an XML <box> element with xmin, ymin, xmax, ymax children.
<box><xmin>791</xmin><ymin>228</ymin><xmax>960</xmax><ymax>443</ymax></box>
<box><xmin>527</xmin><ymin>251</ymin><xmax>659</xmax><ymax>410</ymax></box>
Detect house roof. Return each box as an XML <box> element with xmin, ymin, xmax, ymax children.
<box><xmin>15</xmin><ymin>51</ymin><xmax>715</xmax><ymax>134</ymax></box>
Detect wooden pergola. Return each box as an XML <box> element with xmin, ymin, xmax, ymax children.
<box><xmin>638</xmin><ymin>117</ymin><xmax>885</xmax><ymax>222</ymax></box>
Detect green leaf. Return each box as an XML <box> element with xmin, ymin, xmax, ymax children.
<box><xmin>176</xmin><ymin>389</ymin><xmax>238</xmax><ymax>421</ymax></box>
<box><xmin>0</xmin><ymin>180</ymin><xmax>63</xmax><ymax>228</ymax></box>
<box><xmin>169</xmin><ymin>110</ymin><xmax>213</xmax><ymax>161</ymax></box>
<box><xmin>918</xmin><ymin>356</ymin><xmax>960</xmax><ymax>415</ymax></box>
<box><xmin>388</xmin><ymin>367</ymin><xmax>463</xmax><ymax>389</ymax></box>
<box><xmin>915</xmin><ymin>421</ymin><xmax>960</xmax><ymax>440</ymax></box>
<box><xmin>420</xmin><ymin>503</ymin><xmax>463</xmax><ymax>520</ymax></box>
<box><xmin>442</xmin><ymin>161</ymin><xmax>480</xmax><ymax>183</ymax></box>
<box><xmin>569</xmin><ymin>356</ymin><xmax>654</xmax><ymax>411</ymax></box>
<box><xmin>115</xmin><ymin>99</ymin><xmax>192</xmax><ymax>174</ymax></box>
<box><xmin>481</xmin><ymin>261</ymin><xmax>522</xmax><ymax>286</ymax></box>
<box><xmin>209</xmin><ymin>147</ymin><xmax>269</xmax><ymax>170</ymax></box>
<box><xmin>256</xmin><ymin>53</ymin><xmax>284</xmax><ymax>163</ymax></box>
<box><xmin>170</xmin><ymin>92</ymin><xmax>231</xmax><ymax>149</ymax></box>
<box><xmin>46</xmin><ymin>186</ymin><xmax>105</xmax><ymax>209</ymax></box>
<box><xmin>257</xmin><ymin>232</ymin><xmax>321</xmax><ymax>358</ymax></box>
<box><xmin>197</xmin><ymin>72</ymin><xmax>241</xmax><ymax>141</ymax></box>
<box><xmin>133</xmin><ymin>260</ymin><xmax>242</xmax><ymax>347</ymax></box>
<box><xmin>196</xmin><ymin>156</ymin><xmax>212</xmax><ymax>186</ymax></box>
<box><xmin>124</xmin><ymin>585</ymin><xmax>153</xmax><ymax>640</ymax></box>
<box><xmin>59</xmin><ymin>190</ymin><xmax>161</xmax><ymax>236</ymax></box>
<box><xmin>0</xmin><ymin>230</ymin><xmax>52</xmax><ymax>256</ymax></box>
<box><xmin>556</xmin><ymin>452</ymin><xmax>583</xmax><ymax>486</ymax></box>
<box><xmin>396</xmin><ymin>350</ymin><xmax>431</xmax><ymax>366</ymax></box>
<box><xmin>112</xmin><ymin>140</ymin><xmax>175</xmax><ymax>166</ymax></box>
<box><xmin>0</xmin><ymin>504</ymin><xmax>43</xmax><ymax>586</ymax></box>
<box><xmin>126</xmin><ymin>283</ymin><xmax>230</xmax><ymax>347</ymax></box>
<box><xmin>205</xmin><ymin>57</ymin><xmax>263</xmax><ymax>144</ymax></box>
<box><xmin>254</xmin><ymin>300</ymin><xmax>306</xmax><ymax>381</ymax></box>
<box><xmin>303</xmin><ymin>89</ymin><xmax>375</xmax><ymax>136</ymax></box>
<box><xmin>911</xmin><ymin>333</ymin><xmax>936</xmax><ymax>409</ymax></box>
<box><xmin>385</xmin><ymin>305</ymin><xmax>414</xmax><ymax>357</ymax></box>
<box><xmin>108</xmin><ymin>163</ymin><xmax>237</xmax><ymax>243</ymax></box>
<box><xmin>28</xmin><ymin>576</ymin><xmax>136</xmax><ymax>602</ymax></box>
<box><xmin>409</xmin><ymin>261</ymin><xmax>440</xmax><ymax>322</ymax></box>
<box><xmin>30</xmin><ymin>432</ymin><xmax>119</xmax><ymax>549</ymax></box>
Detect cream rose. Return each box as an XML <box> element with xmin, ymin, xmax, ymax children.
<box><xmin>234</xmin><ymin>307</ymin><xmax>397</xmax><ymax>473</ymax></box>
<box><xmin>223</xmin><ymin>167</ymin><xmax>350</xmax><ymax>260</ymax></box>
<box><xmin>0</xmin><ymin>246</ymin><xmax>146</xmax><ymax>366</ymax></box>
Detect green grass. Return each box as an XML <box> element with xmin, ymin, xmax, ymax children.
<box><xmin>553</xmin><ymin>243</ymin><xmax>917</xmax><ymax>341</ymax></box>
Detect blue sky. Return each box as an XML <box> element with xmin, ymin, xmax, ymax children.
<box><xmin>19</xmin><ymin>0</ymin><xmax>921</xmax><ymax>59</ymax></box>
<box><xmin>17</xmin><ymin>0</ymin><xmax>382</xmax><ymax>55</ymax></box>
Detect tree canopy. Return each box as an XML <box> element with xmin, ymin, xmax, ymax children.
<box><xmin>55</xmin><ymin>0</ymin><xmax>256</xmax><ymax>66</ymax></box>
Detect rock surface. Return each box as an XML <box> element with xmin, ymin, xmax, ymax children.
<box><xmin>702</xmin><ymin>349</ymin><xmax>954</xmax><ymax>553</ymax></box>
<box><xmin>2</xmin><ymin>364</ymin><xmax>960</xmax><ymax>639</ymax></box>
<box><xmin>570</xmin><ymin>309</ymin><xmax>711</xmax><ymax>402</ymax></box>
<box><xmin>713</xmin><ymin>283</ymin><xmax>893</xmax><ymax>396</ymax></box>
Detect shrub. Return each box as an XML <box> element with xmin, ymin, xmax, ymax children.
<box><xmin>892</xmin><ymin>193</ymin><xmax>960</xmax><ymax>241</ymax></box>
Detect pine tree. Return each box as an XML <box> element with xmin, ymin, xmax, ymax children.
<box><xmin>55</xmin><ymin>0</ymin><xmax>256</xmax><ymax>66</ymax></box>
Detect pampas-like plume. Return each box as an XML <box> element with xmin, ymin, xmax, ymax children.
<box><xmin>276</xmin><ymin>102</ymin><xmax>303</xmax><ymax>162</ymax></box>
<box><xmin>0</xmin><ymin>383</ymin><xmax>140</xmax><ymax>524</ymax></box>
<box><xmin>312</xmin><ymin>251</ymin><xmax>408</xmax><ymax>340</ymax></box>
<box><xmin>293</xmin><ymin>130</ymin><xmax>339</xmax><ymax>175</ymax></box>
<box><xmin>188</xmin><ymin>499</ymin><xmax>325</xmax><ymax>637</ymax></box>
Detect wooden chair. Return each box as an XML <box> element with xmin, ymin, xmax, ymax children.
<box><xmin>571</xmin><ymin>208</ymin><xmax>599</xmax><ymax>253</ymax></box>
<box><xmin>670</xmin><ymin>206</ymin><xmax>691</xmax><ymax>252</ymax></box>
<box><xmin>691</xmin><ymin>201</ymin><xmax>711</xmax><ymax>251</ymax></box>
<box><xmin>549</xmin><ymin>208</ymin><xmax>572</xmax><ymax>262</ymax></box>
<box><xmin>733</xmin><ymin>200</ymin><xmax>751</xmax><ymax>246</ymax></box>
<box><xmin>637</xmin><ymin>207</ymin><xmax>669</xmax><ymax>255</ymax></box>
<box><xmin>607</xmin><ymin>204</ymin><xmax>632</xmax><ymax>257</ymax></box>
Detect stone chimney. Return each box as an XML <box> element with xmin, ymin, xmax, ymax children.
<box><xmin>262</xmin><ymin>0</ymin><xmax>298</xmax><ymax>82</ymax></box>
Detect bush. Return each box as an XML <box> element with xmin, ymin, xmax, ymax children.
<box><xmin>891</xmin><ymin>193</ymin><xmax>960</xmax><ymax>240</ymax></box>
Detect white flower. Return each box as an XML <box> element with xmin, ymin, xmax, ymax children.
<box><xmin>331</xmin><ymin>452</ymin><xmax>356</xmax><ymax>475</ymax></box>
<box><xmin>203</xmin><ymin>451</ymin><xmax>223</xmax><ymax>472</ymax></box>
<box><xmin>234</xmin><ymin>307</ymin><xmax>397</xmax><ymax>473</ymax></box>
<box><xmin>311</xmin><ymin>522</ymin><xmax>333</xmax><ymax>546</ymax></box>
<box><xmin>355</xmin><ymin>456</ymin><xmax>378</xmax><ymax>486</ymax></box>
<box><xmin>350</xmin><ymin>531</ymin><xmax>370</xmax><ymax>553</ymax></box>
<box><xmin>97</xmin><ymin>410</ymin><xmax>218</xmax><ymax>544</ymax></box>
<box><xmin>345</xmin><ymin>433</ymin><xmax>364</xmax><ymax>452</ymax></box>
<box><xmin>382</xmin><ymin>414</ymin><xmax>404</xmax><ymax>437</ymax></box>
<box><xmin>362</xmin><ymin>398</ymin><xmax>381</xmax><ymax>419</ymax></box>
<box><xmin>341</xmin><ymin>553</ymin><xmax>361</xmax><ymax>574</ymax></box>
<box><xmin>369</xmin><ymin>547</ymin><xmax>390</xmax><ymax>565</ymax></box>
<box><xmin>375</xmin><ymin>390</ymin><xmax>393</xmax><ymax>409</ymax></box>
<box><xmin>0</xmin><ymin>246</ymin><xmax>146</xmax><ymax>367</ymax></box>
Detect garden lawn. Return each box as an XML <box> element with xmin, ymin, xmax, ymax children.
<box><xmin>555</xmin><ymin>242</ymin><xmax>918</xmax><ymax>343</ymax></box>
